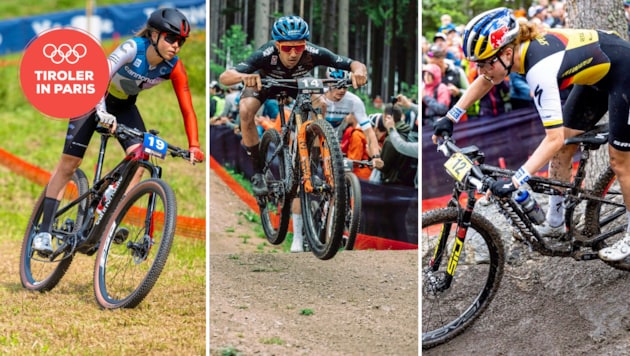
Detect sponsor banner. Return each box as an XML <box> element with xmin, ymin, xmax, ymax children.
<box><xmin>0</xmin><ymin>0</ymin><xmax>205</xmax><ymax>54</ymax></box>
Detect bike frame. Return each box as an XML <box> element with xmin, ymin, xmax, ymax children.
<box><xmin>49</xmin><ymin>126</ymin><xmax>169</xmax><ymax>259</ymax></box>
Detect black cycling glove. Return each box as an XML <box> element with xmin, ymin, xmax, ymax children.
<box><xmin>433</xmin><ymin>117</ymin><xmax>454</xmax><ymax>138</ymax></box>
<box><xmin>490</xmin><ymin>178</ymin><xmax>517</xmax><ymax>198</ymax></box>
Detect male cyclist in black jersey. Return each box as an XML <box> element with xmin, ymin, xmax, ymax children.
<box><xmin>218</xmin><ymin>15</ymin><xmax>368</xmax><ymax>197</ymax></box>
<box><xmin>432</xmin><ymin>7</ymin><xmax>630</xmax><ymax>261</ymax></box>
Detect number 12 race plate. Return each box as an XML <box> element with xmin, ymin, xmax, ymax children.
<box><xmin>444</xmin><ymin>152</ymin><xmax>473</xmax><ymax>182</ymax></box>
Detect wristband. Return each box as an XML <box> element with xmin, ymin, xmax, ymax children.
<box><xmin>371</xmin><ymin>154</ymin><xmax>380</xmax><ymax>159</ymax></box>
<box><xmin>446</xmin><ymin>106</ymin><xmax>465</xmax><ymax>123</ymax></box>
<box><xmin>513</xmin><ymin>166</ymin><xmax>531</xmax><ymax>186</ymax></box>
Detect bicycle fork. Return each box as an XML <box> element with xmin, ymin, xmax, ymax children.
<box><xmin>429</xmin><ymin>193</ymin><xmax>476</xmax><ymax>291</ymax></box>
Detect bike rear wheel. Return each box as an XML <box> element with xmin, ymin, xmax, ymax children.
<box><xmin>259</xmin><ymin>128</ymin><xmax>292</xmax><ymax>245</ymax></box>
<box><xmin>584</xmin><ymin>167</ymin><xmax>630</xmax><ymax>270</ymax></box>
<box><xmin>342</xmin><ymin>172</ymin><xmax>361</xmax><ymax>250</ymax></box>
<box><xmin>422</xmin><ymin>207</ymin><xmax>505</xmax><ymax>349</ymax></box>
<box><xmin>20</xmin><ymin>169</ymin><xmax>89</xmax><ymax>291</ymax></box>
<box><xmin>300</xmin><ymin>119</ymin><xmax>346</xmax><ymax>260</ymax></box>
<box><xmin>93</xmin><ymin>178</ymin><xmax>176</xmax><ymax>309</ymax></box>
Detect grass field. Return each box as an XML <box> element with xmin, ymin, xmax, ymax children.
<box><xmin>0</xmin><ymin>2</ymin><xmax>207</xmax><ymax>354</ymax></box>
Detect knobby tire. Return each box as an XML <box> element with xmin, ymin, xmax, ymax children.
<box><xmin>300</xmin><ymin>119</ymin><xmax>346</xmax><ymax>260</ymax></box>
<box><xmin>93</xmin><ymin>178</ymin><xmax>176</xmax><ymax>309</ymax></box>
<box><xmin>259</xmin><ymin>128</ymin><xmax>292</xmax><ymax>245</ymax></box>
<box><xmin>422</xmin><ymin>208</ymin><xmax>505</xmax><ymax>349</ymax></box>
<box><xmin>19</xmin><ymin>169</ymin><xmax>89</xmax><ymax>291</ymax></box>
<box><xmin>343</xmin><ymin>172</ymin><xmax>362</xmax><ymax>250</ymax></box>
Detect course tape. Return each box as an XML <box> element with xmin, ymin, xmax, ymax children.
<box><xmin>0</xmin><ymin>147</ymin><xmax>205</xmax><ymax>240</ymax></box>
<box><xmin>209</xmin><ymin>155</ymin><xmax>417</xmax><ymax>251</ymax></box>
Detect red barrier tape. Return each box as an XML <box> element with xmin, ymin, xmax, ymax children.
<box><xmin>209</xmin><ymin>156</ymin><xmax>417</xmax><ymax>250</ymax></box>
<box><xmin>0</xmin><ymin>148</ymin><xmax>205</xmax><ymax>240</ymax></box>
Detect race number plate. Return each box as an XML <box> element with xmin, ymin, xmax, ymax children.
<box><xmin>297</xmin><ymin>77</ymin><xmax>324</xmax><ymax>94</ymax></box>
<box><xmin>444</xmin><ymin>152</ymin><xmax>473</xmax><ymax>182</ymax></box>
<box><xmin>143</xmin><ymin>133</ymin><xmax>168</xmax><ymax>159</ymax></box>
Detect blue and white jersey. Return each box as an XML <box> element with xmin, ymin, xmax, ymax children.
<box><xmin>323</xmin><ymin>90</ymin><xmax>371</xmax><ymax>131</ymax></box>
<box><xmin>106</xmin><ymin>37</ymin><xmax>179</xmax><ymax>99</ymax></box>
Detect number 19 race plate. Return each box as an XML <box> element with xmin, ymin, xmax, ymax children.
<box><xmin>444</xmin><ymin>152</ymin><xmax>473</xmax><ymax>182</ymax></box>
<box><xmin>143</xmin><ymin>133</ymin><xmax>168</xmax><ymax>159</ymax></box>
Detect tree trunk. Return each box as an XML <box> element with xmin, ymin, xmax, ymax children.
<box><xmin>254</xmin><ymin>0</ymin><xmax>270</xmax><ymax>48</ymax></box>
<box><xmin>283</xmin><ymin>0</ymin><xmax>294</xmax><ymax>14</ymax></box>
<box><xmin>337</xmin><ymin>0</ymin><xmax>349</xmax><ymax>56</ymax></box>
<box><xmin>566</xmin><ymin>0</ymin><xmax>625</xmax><ymax>185</ymax></box>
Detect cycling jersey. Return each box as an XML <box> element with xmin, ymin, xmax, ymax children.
<box><xmin>322</xmin><ymin>90</ymin><xmax>371</xmax><ymax>131</ymax></box>
<box><xmin>519</xmin><ymin>29</ymin><xmax>630</xmax><ymax>150</ymax></box>
<box><xmin>236</xmin><ymin>41</ymin><xmax>354</xmax><ymax>103</ymax></box>
<box><xmin>64</xmin><ymin>37</ymin><xmax>199</xmax><ymax>158</ymax></box>
<box><xmin>518</xmin><ymin>29</ymin><xmax>611</xmax><ymax>128</ymax></box>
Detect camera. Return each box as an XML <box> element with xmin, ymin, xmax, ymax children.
<box><xmin>390</xmin><ymin>95</ymin><xmax>398</xmax><ymax>104</ymax></box>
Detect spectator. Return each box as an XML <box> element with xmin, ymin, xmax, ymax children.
<box><xmin>478</xmin><ymin>78</ymin><xmax>510</xmax><ymax>119</ymax></box>
<box><xmin>340</xmin><ymin>114</ymin><xmax>372</xmax><ymax>180</ymax></box>
<box><xmin>422</xmin><ymin>63</ymin><xmax>450</xmax><ymax>126</ymax></box>
<box><xmin>509</xmin><ymin>72</ymin><xmax>534</xmax><ymax>110</ymax></box>
<box><xmin>433</xmin><ymin>32</ymin><xmax>461</xmax><ymax>66</ymax></box>
<box><xmin>373</xmin><ymin>95</ymin><xmax>384</xmax><ymax>110</ymax></box>
<box><xmin>437</xmin><ymin>14</ymin><xmax>457</xmax><ymax>34</ymax></box>
<box><xmin>220</xmin><ymin>83</ymin><xmax>242</xmax><ymax>121</ymax></box>
<box><xmin>427</xmin><ymin>44</ymin><xmax>469</xmax><ymax>108</ymax></box>
<box><xmin>382</xmin><ymin>113</ymin><xmax>418</xmax><ymax>188</ymax></box>
<box><xmin>209</xmin><ymin>80</ymin><xmax>225</xmax><ymax>119</ymax></box>
<box><xmin>378</xmin><ymin>104</ymin><xmax>416</xmax><ymax>187</ymax></box>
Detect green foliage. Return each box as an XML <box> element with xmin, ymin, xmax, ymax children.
<box><xmin>421</xmin><ymin>0</ymin><xmax>507</xmax><ymax>39</ymax></box>
<box><xmin>211</xmin><ymin>24</ymin><xmax>254</xmax><ymax>77</ymax></box>
<box><xmin>300</xmin><ymin>308</ymin><xmax>314</xmax><ymax>316</ymax></box>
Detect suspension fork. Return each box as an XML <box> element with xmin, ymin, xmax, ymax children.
<box><xmin>431</xmin><ymin>189</ymin><xmax>477</xmax><ymax>288</ymax></box>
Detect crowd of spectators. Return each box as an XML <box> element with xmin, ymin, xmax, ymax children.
<box><xmin>209</xmin><ymin>73</ymin><xmax>419</xmax><ymax>189</ymax></box>
<box><xmin>421</xmin><ymin>0</ymin><xmax>573</xmax><ymax>126</ymax></box>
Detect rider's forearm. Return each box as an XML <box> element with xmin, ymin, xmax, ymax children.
<box><xmin>517</xmin><ymin>127</ymin><xmax>565</xmax><ymax>187</ymax></box>
<box><xmin>447</xmin><ymin>75</ymin><xmax>494</xmax><ymax>121</ymax></box>
<box><xmin>219</xmin><ymin>69</ymin><xmax>246</xmax><ymax>87</ymax></box>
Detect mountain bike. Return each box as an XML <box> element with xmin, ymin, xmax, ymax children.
<box><xmin>257</xmin><ymin>77</ymin><xmax>348</xmax><ymax>260</ymax></box>
<box><xmin>341</xmin><ymin>158</ymin><xmax>372</xmax><ymax>251</ymax></box>
<box><xmin>422</xmin><ymin>123</ymin><xmax>628</xmax><ymax>348</ymax></box>
<box><xmin>19</xmin><ymin>123</ymin><xmax>194</xmax><ymax>309</ymax></box>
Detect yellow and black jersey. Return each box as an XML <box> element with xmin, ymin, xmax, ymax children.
<box><xmin>518</xmin><ymin>29</ymin><xmax>612</xmax><ymax>128</ymax></box>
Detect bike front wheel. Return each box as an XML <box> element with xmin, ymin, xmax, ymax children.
<box><xmin>422</xmin><ymin>207</ymin><xmax>505</xmax><ymax>349</ymax></box>
<box><xmin>93</xmin><ymin>178</ymin><xmax>176</xmax><ymax>309</ymax></box>
<box><xmin>342</xmin><ymin>172</ymin><xmax>362</xmax><ymax>250</ymax></box>
<box><xmin>20</xmin><ymin>169</ymin><xmax>89</xmax><ymax>291</ymax></box>
<box><xmin>259</xmin><ymin>128</ymin><xmax>292</xmax><ymax>245</ymax></box>
<box><xmin>300</xmin><ymin>119</ymin><xmax>346</xmax><ymax>260</ymax></box>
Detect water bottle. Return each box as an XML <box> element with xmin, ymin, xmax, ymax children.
<box><xmin>96</xmin><ymin>180</ymin><xmax>119</xmax><ymax>216</ymax></box>
<box><xmin>514</xmin><ymin>189</ymin><xmax>545</xmax><ymax>225</ymax></box>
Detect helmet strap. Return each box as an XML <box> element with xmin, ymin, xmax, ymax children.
<box><xmin>497</xmin><ymin>46</ymin><xmax>515</xmax><ymax>75</ymax></box>
<box><xmin>151</xmin><ymin>33</ymin><xmax>166</xmax><ymax>61</ymax></box>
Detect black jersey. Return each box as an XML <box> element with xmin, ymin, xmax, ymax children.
<box><xmin>233</xmin><ymin>41</ymin><xmax>354</xmax><ymax>78</ymax></box>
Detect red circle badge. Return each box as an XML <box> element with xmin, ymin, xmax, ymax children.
<box><xmin>19</xmin><ymin>28</ymin><xmax>109</xmax><ymax>119</ymax></box>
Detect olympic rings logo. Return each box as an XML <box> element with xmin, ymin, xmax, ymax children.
<box><xmin>42</xmin><ymin>43</ymin><xmax>88</xmax><ymax>64</ymax></box>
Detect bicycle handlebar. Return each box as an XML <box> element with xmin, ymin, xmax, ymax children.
<box><xmin>260</xmin><ymin>77</ymin><xmax>354</xmax><ymax>90</ymax></box>
<box><xmin>98</xmin><ymin>123</ymin><xmax>191</xmax><ymax>161</ymax></box>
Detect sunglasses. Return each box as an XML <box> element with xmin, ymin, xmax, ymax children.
<box><xmin>162</xmin><ymin>33</ymin><xmax>186</xmax><ymax>46</ymax></box>
<box><xmin>279</xmin><ymin>44</ymin><xmax>306</xmax><ymax>53</ymax></box>
<box><xmin>475</xmin><ymin>55</ymin><xmax>499</xmax><ymax>70</ymax></box>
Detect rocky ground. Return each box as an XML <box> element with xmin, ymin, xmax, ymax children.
<box><xmin>423</xmin><ymin>197</ymin><xmax>630</xmax><ymax>355</ymax></box>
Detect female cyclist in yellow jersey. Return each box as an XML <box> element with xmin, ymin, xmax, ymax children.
<box><xmin>432</xmin><ymin>7</ymin><xmax>630</xmax><ymax>261</ymax></box>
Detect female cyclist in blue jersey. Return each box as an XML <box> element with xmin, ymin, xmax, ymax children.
<box><xmin>432</xmin><ymin>7</ymin><xmax>630</xmax><ymax>261</ymax></box>
<box><xmin>32</xmin><ymin>8</ymin><xmax>204</xmax><ymax>254</ymax></box>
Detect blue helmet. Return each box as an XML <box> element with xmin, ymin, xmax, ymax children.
<box><xmin>272</xmin><ymin>16</ymin><xmax>310</xmax><ymax>41</ymax></box>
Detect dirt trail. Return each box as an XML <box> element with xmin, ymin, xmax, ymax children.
<box><xmin>209</xmin><ymin>169</ymin><xmax>419</xmax><ymax>355</ymax></box>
